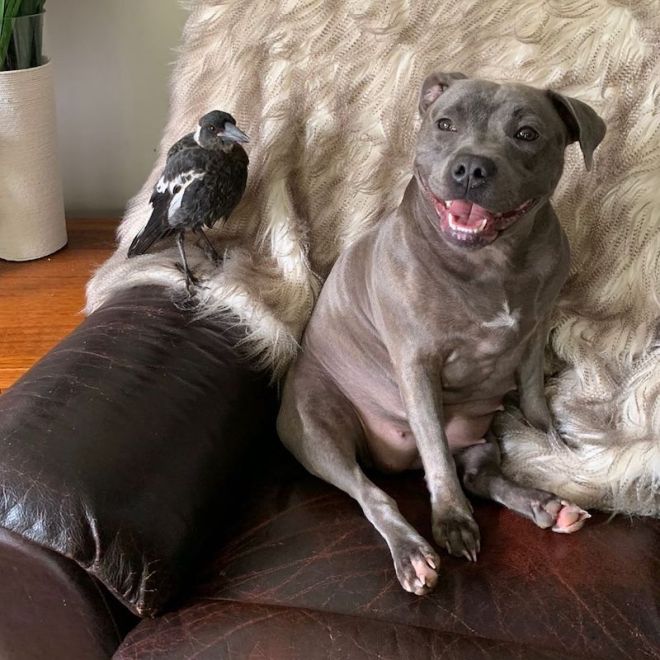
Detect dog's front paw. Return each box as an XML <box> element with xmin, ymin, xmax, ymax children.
<box><xmin>392</xmin><ymin>539</ymin><xmax>440</xmax><ymax>595</ymax></box>
<box><xmin>433</xmin><ymin>508</ymin><xmax>480</xmax><ymax>562</ymax></box>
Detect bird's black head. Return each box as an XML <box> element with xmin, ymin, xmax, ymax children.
<box><xmin>195</xmin><ymin>110</ymin><xmax>250</xmax><ymax>150</ymax></box>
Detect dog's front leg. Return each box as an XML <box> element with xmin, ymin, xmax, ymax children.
<box><xmin>398</xmin><ymin>357</ymin><xmax>481</xmax><ymax>561</ymax></box>
<box><xmin>516</xmin><ymin>320</ymin><xmax>554</xmax><ymax>433</ymax></box>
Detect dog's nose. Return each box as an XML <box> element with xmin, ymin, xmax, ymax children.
<box><xmin>451</xmin><ymin>155</ymin><xmax>496</xmax><ymax>189</ymax></box>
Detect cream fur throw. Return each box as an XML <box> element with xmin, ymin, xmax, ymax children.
<box><xmin>87</xmin><ymin>0</ymin><xmax>660</xmax><ymax>517</ymax></box>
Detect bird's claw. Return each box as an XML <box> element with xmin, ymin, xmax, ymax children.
<box><xmin>201</xmin><ymin>243</ymin><xmax>223</xmax><ymax>267</ymax></box>
<box><xmin>206</xmin><ymin>252</ymin><xmax>223</xmax><ymax>268</ymax></box>
<box><xmin>174</xmin><ymin>261</ymin><xmax>200</xmax><ymax>298</ymax></box>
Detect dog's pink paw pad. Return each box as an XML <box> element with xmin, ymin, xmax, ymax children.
<box><xmin>394</xmin><ymin>543</ymin><xmax>440</xmax><ymax>595</ymax></box>
<box><xmin>552</xmin><ymin>501</ymin><xmax>591</xmax><ymax>534</ymax></box>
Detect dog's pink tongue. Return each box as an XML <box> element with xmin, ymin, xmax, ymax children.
<box><xmin>448</xmin><ymin>200</ymin><xmax>494</xmax><ymax>227</ymax></box>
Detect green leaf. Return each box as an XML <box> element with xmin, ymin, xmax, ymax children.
<box><xmin>19</xmin><ymin>0</ymin><xmax>46</xmax><ymax>17</ymax></box>
<box><xmin>9</xmin><ymin>11</ymin><xmax>42</xmax><ymax>68</ymax></box>
<box><xmin>0</xmin><ymin>0</ymin><xmax>30</xmax><ymax>69</ymax></box>
<box><xmin>0</xmin><ymin>0</ymin><xmax>47</xmax><ymax>69</ymax></box>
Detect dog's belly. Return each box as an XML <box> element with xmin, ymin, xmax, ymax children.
<box><xmin>353</xmin><ymin>395</ymin><xmax>504</xmax><ymax>472</ymax></box>
<box><xmin>305</xmin><ymin>313</ymin><xmax>517</xmax><ymax>472</ymax></box>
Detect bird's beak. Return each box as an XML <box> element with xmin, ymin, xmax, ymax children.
<box><xmin>223</xmin><ymin>123</ymin><xmax>250</xmax><ymax>144</ymax></box>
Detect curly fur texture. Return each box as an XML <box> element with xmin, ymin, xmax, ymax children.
<box><xmin>87</xmin><ymin>0</ymin><xmax>660</xmax><ymax>516</ymax></box>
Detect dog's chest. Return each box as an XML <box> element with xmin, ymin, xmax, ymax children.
<box><xmin>481</xmin><ymin>299</ymin><xmax>521</xmax><ymax>331</ymax></box>
<box><xmin>440</xmin><ymin>297</ymin><xmax>532</xmax><ymax>393</ymax></box>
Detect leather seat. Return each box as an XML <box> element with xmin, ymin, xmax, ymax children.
<box><xmin>115</xmin><ymin>445</ymin><xmax>660</xmax><ymax>659</ymax></box>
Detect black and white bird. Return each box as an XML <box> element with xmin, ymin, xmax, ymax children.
<box><xmin>128</xmin><ymin>110</ymin><xmax>250</xmax><ymax>291</ymax></box>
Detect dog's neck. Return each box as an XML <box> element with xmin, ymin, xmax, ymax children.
<box><xmin>401</xmin><ymin>176</ymin><xmax>550</xmax><ymax>277</ymax></box>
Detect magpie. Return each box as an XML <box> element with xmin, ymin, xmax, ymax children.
<box><xmin>128</xmin><ymin>110</ymin><xmax>250</xmax><ymax>292</ymax></box>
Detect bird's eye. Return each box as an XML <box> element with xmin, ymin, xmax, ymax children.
<box><xmin>208</xmin><ymin>125</ymin><xmax>216</xmax><ymax>133</ymax></box>
<box><xmin>515</xmin><ymin>126</ymin><xmax>539</xmax><ymax>141</ymax></box>
<box><xmin>436</xmin><ymin>118</ymin><xmax>456</xmax><ymax>132</ymax></box>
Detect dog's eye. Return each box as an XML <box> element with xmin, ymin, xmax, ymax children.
<box><xmin>436</xmin><ymin>118</ymin><xmax>456</xmax><ymax>132</ymax></box>
<box><xmin>515</xmin><ymin>126</ymin><xmax>539</xmax><ymax>141</ymax></box>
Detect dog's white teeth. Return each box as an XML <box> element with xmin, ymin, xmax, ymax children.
<box><xmin>445</xmin><ymin>200</ymin><xmax>452</xmax><ymax>208</ymax></box>
<box><xmin>448</xmin><ymin>213</ymin><xmax>487</xmax><ymax>235</ymax></box>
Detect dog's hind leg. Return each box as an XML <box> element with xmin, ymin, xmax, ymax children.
<box><xmin>455</xmin><ymin>433</ymin><xmax>590</xmax><ymax>533</ymax></box>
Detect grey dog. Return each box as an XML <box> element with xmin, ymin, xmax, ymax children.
<box><xmin>277</xmin><ymin>72</ymin><xmax>606</xmax><ymax>595</ymax></box>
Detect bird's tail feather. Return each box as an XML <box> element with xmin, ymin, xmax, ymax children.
<box><xmin>127</xmin><ymin>195</ymin><xmax>172</xmax><ymax>257</ymax></box>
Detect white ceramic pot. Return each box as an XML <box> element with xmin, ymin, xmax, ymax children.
<box><xmin>0</xmin><ymin>59</ymin><xmax>66</xmax><ymax>261</ymax></box>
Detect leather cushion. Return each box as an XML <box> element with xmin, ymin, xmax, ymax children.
<box><xmin>117</xmin><ymin>446</ymin><xmax>660</xmax><ymax>659</ymax></box>
<box><xmin>0</xmin><ymin>285</ymin><xmax>276</xmax><ymax>617</ymax></box>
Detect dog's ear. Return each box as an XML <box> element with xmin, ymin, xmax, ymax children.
<box><xmin>547</xmin><ymin>90</ymin><xmax>606</xmax><ymax>170</ymax></box>
<box><xmin>419</xmin><ymin>71</ymin><xmax>467</xmax><ymax>115</ymax></box>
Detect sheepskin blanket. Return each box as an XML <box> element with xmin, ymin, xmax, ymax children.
<box><xmin>87</xmin><ymin>0</ymin><xmax>660</xmax><ymax>517</ymax></box>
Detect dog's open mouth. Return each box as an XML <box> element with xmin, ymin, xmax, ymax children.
<box><xmin>431</xmin><ymin>196</ymin><xmax>536</xmax><ymax>247</ymax></box>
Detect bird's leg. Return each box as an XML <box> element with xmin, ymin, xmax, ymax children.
<box><xmin>176</xmin><ymin>231</ymin><xmax>197</xmax><ymax>294</ymax></box>
<box><xmin>196</xmin><ymin>228</ymin><xmax>222</xmax><ymax>267</ymax></box>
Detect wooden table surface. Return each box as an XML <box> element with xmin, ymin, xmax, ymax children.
<box><xmin>0</xmin><ymin>219</ymin><xmax>118</xmax><ymax>392</ymax></box>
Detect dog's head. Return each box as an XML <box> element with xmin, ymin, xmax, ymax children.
<box><xmin>414</xmin><ymin>72</ymin><xmax>606</xmax><ymax>248</ymax></box>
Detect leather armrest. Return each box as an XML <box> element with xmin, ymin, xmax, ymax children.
<box><xmin>0</xmin><ymin>527</ymin><xmax>134</xmax><ymax>660</ymax></box>
<box><xmin>0</xmin><ymin>285</ymin><xmax>277</xmax><ymax>617</ymax></box>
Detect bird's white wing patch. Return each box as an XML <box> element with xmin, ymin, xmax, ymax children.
<box><xmin>168</xmin><ymin>171</ymin><xmax>205</xmax><ymax>219</ymax></box>
<box><xmin>153</xmin><ymin>170</ymin><xmax>205</xmax><ymax>219</ymax></box>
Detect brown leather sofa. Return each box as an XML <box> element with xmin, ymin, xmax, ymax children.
<box><xmin>0</xmin><ymin>285</ymin><xmax>658</xmax><ymax>659</ymax></box>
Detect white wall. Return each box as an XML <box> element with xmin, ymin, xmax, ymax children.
<box><xmin>45</xmin><ymin>0</ymin><xmax>187</xmax><ymax>217</ymax></box>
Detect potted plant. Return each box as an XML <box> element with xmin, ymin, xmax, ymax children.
<box><xmin>0</xmin><ymin>0</ymin><xmax>66</xmax><ymax>261</ymax></box>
